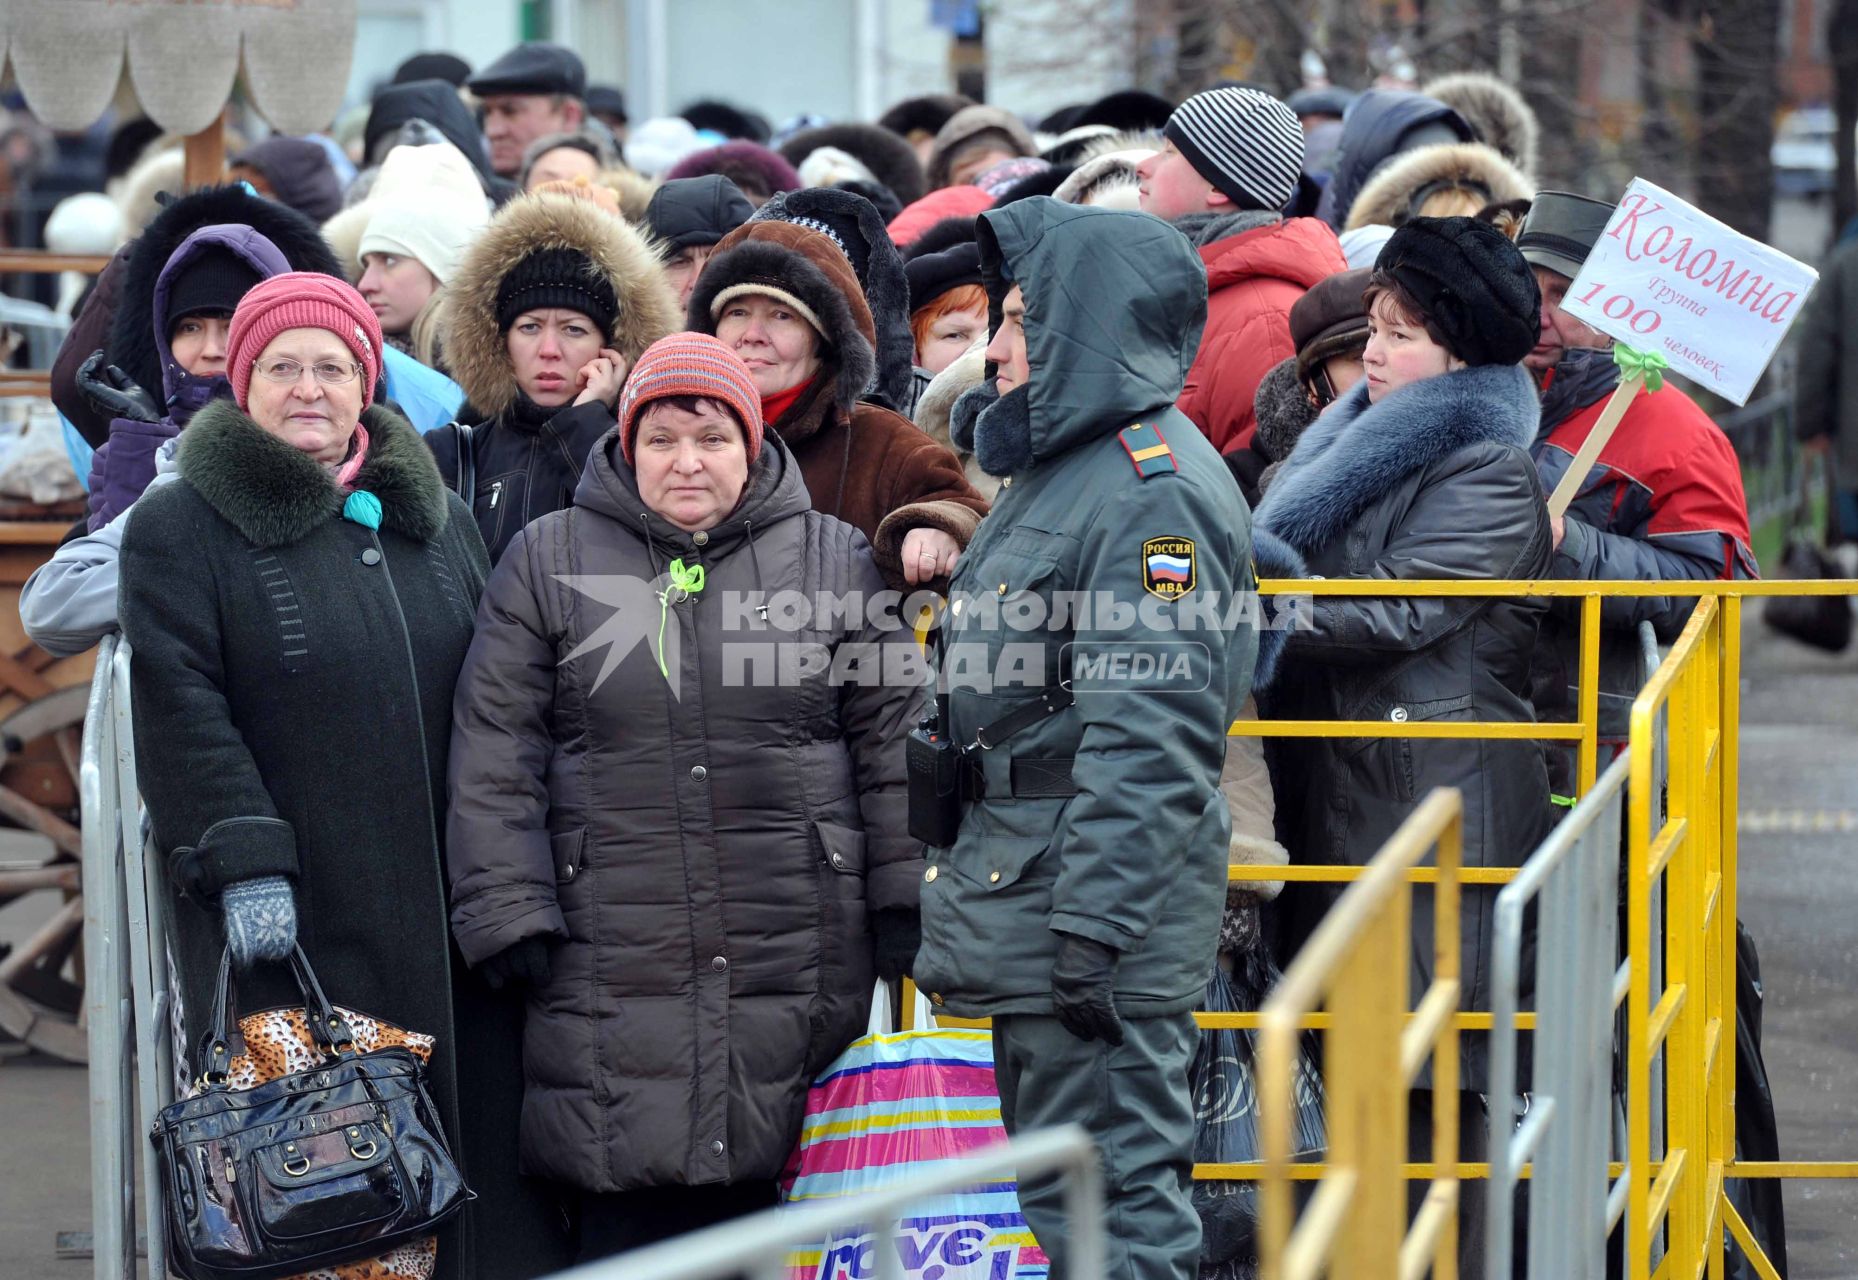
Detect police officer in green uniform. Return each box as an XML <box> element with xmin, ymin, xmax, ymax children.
<box><xmin>914</xmin><ymin>198</ymin><xmax>1258</xmax><ymax>1280</ymax></box>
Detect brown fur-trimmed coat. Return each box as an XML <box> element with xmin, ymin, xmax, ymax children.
<box><xmin>689</xmin><ymin>220</ymin><xmax>988</xmax><ymax>589</ymax></box>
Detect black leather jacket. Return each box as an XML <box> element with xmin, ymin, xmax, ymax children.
<box><xmin>426</xmin><ymin>396</ymin><xmax>614</xmax><ymax>565</ymax></box>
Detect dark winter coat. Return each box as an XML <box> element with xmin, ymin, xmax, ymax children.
<box><xmin>431</xmin><ymin>192</ymin><xmax>682</xmax><ymax>563</ymax></box>
<box><xmin>1315</xmin><ymin>90</ymin><xmax>1474</xmax><ymax>231</ymax></box>
<box><xmin>913</xmin><ymin>199</ymin><xmax>1255</xmax><ymax>1018</ymax></box>
<box><xmin>1174</xmin><ymin>211</ymin><xmax>1347</xmax><ymax>456</ymax></box>
<box><xmin>446</xmin><ymin>430</ymin><xmax>922</xmax><ymax>1192</ymax></box>
<box><xmin>118</xmin><ymin>401</ymin><xmax>491</xmax><ymax>1278</ymax></box>
<box><xmin>86</xmin><ymin>223</ymin><xmax>292</xmax><ymax>530</ymax></box>
<box><xmin>1252</xmin><ymin>363</ymin><xmax>1555</xmax><ymax>1088</ymax></box>
<box><xmin>1794</xmin><ymin>237</ymin><xmax>1858</xmax><ymax>488</ymax></box>
<box><xmin>689</xmin><ymin>220</ymin><xmax>988</xmax><ymax>588</ymax></box>
<box><xmin>51</xmin><ymin>185</ymin><xmax>341</xmax><ymax>449</ymax></box>
<box><xmin>1532</xmin><ymin>349</ymin><xmax>1756</xmax><ymax>764</ymax></box>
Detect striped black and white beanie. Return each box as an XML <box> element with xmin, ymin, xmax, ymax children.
<box><xmin>1164</xmin><ymin>88</ymin><xmax>1305</xmax><ymax>212</ymax></box>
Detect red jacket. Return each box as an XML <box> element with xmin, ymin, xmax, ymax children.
<box><xmin>1178</xmin><ymin>215</ymin><xmax>1347</xmax><ymax>454</ymax></box>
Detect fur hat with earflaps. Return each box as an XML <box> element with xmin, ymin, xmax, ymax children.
<box><xmin>440</xmin><ymin>191</ymin><xmax>680</xmax><ymax>419</ymax></box>
<box><xmin>1421</xmin><ymin>71</ymin><xmax>1540</xmax><ymax>177</ymax></box>
<box><xmin>686</xmin><ymin>220</ymin><xmax>878</xmax><ymax>436</ymax></box>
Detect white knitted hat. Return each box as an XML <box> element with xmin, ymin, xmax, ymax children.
<box><xmin>358</xmin><ymin>201</ymin><xmax>483</xmax><ymax>283</ymax></box>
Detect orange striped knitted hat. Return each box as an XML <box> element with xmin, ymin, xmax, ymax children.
<box><xmin>618</xmin><ymin>332</ymin><xmax>765</xmax><ymax>467</ymax></box>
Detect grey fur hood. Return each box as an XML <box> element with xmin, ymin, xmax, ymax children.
<box><xmin>1422</xmin><ymin>71</ymin><xmax>1541</xmax><ymax>177</ymax></box>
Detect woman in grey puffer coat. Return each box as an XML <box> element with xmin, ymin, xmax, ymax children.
<box><xmin>445</xmin><ymin>334</ymin><xmax>924</xmax><ymax>1260</ymax></box>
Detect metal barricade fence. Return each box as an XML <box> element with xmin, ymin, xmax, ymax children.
<box><xmin>77</xmin><ymin>634</ymin><xmax>171</xmax><ymax>1280</ymax></box>
<box><xmin>1485</xmin><ymin>752</ymin><xmax>1628</xmax><ymax>1277</ymax></box>
<box><xmin>1256</xmin><ymin>788</ymin><xmax>1464</xmax><ymax>1280</ymax></box>
<box><xmin>564</xmin><ymin>1125</ymin><xmax>1104</xmax><ymax>1280</ymax></box>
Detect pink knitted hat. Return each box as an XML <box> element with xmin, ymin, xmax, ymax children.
<box><xmin>226</xmin><ymin>272</ymin><xmax>384</xmax><ymax>411</ymax></box>
<box><xmin>617</xmin><ymin>332</ymin><xmax>765</xmax><ymax>467</ymax></box>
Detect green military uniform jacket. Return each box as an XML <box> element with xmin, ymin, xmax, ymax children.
<box><xmin>914</xmin><ymin>199</ymin><xmax>1258</xmax><ymax>1018</ymax></box>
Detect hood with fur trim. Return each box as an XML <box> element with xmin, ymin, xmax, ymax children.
<box><xmin>111</xmin><ymin>185</ymin><xmax>342</xmax><ymax>406</ymax></box>
<box><xmin>687</xmin><ymin>220</ymin><xmax>877</xmax><ymax>442</ymax></box>
<box><xmin>177</xmin><ymin>400</ymin><xmax>451</xmax><ymax>549</ymax></box>
<box><xmin>441</xmin><ymin>191</ymin><xmax>680</xmax><ymax>419</ymax></box>
<box><xmin>751</xmin><ymin>186</ymin><xmax>915</xmax><ymax>412</ymax></box>
<box><xmin>1421</xmin><ymin>71</ymin><xmax>1540</xmax><ymax>178</ymax></box>
<box><xmin>1344</xmin><ymin>141</ymin><xmax>1533</xmax><ymax>233</ymax></box>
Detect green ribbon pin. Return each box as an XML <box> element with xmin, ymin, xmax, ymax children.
<box><xmin>1612</xmin><ymin>344</ymin><xmax>1669</xmax><ymax>392</ymax></box>
<box><xmin>655</xmin><ymin>558</ymin><xmax>707</xmax><ymax>680</ymax></box>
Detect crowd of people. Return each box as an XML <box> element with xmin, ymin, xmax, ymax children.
<box><xmin>10</xmin><ymin>38</ymin><xmax>1771</xmax><ymax>1280</ymax></box>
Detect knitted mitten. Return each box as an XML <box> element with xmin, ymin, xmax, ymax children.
<box><xmin>221</xmin><ymin>875</ymin><xmax>297</xmax><ymax>968</ymax></box>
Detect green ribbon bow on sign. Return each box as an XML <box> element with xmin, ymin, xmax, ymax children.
<box><xmin>655</xmin><ymin>558</ymin><xmax>707</xmax><ymax>680</ymax></box>
<box><xmin>1613</xmin><ymin>344</ymin><xmax>1669</xmax><ymax>392</ymax></box>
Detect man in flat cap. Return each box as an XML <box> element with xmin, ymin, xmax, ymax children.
<box><xmin>468</xmin><ymin>42</ymin><xmax>588</xmax><ymax>179</ymax></box>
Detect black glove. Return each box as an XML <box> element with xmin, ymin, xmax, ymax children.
<box><xmin>76</xmin><ymin>350</ymin><xmax>162</xmax><ymax>424</ymax></box>
<box><xmin>478</xmin><ymin>936</ymin><xmax>554</xmax><ymax>991</ymax></box>
<box><xmin>1051</xmin><ymin>932</ymin><xmax>1124</xmax><ymax>1045</ymax></box>
<box><xmin>873</xmin><ymin>907</ymin><xmax>921</xmax><ymax>983</ymax></box>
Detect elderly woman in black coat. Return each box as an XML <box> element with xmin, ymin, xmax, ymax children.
<box><xmin>1251</xmin><ymin>217</ymin><xmax>1554</xmax><ymax>1277</ymax></box>
<box><xmin>119</xmin><ymin>273</ymin><xmax>548</xmax><ymax>1279</ymax></box>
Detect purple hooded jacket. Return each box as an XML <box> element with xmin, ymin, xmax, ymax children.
<box><xmin>84</xmin><ymin>224</ymin><xmax>291</xmax><ymax>530</ymax></box>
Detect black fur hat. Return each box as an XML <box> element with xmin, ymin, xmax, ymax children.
<box><xmin>1375</xmin><ymin>215</ymin><xmax>1540</xmax><ymax>367</ymax></box>
<box><xmin>1072</xmin><ymin>90</ymin><xmax>1175</xmax><ymax>134</ymax></box>
<box><xmin>110</xmin><ymin>185</ymin><xmax>342</xmax><ymax>404</ymax></box>
<box><xmin>878</xmin><ymin>94</ymin><xmax>974</xmax><ymax>143</ymax></box>
<box><xmin>778</xmin><ymin>123</ymin><xmax>927</xmax><ymax>207</ymax></box>
<box><xmin>680</xmin><ymin>99</ymin><xmax>772</xmax><ymax>144</ymax></box>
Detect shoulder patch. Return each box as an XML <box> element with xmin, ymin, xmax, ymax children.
<box><xmin>1142</xmin><ymin>536</ymin><xmax>1197</xmax><ymax>598</ymax></box>
<box><xmin>1118</xmin><ymin>422</ymin><xmax>1178</xmax><ymax>479</ymax></box>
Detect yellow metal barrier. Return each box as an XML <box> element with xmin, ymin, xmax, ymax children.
<box><xmin>1257</xmin><ymin>786</ymin><xmax>1463</xmax><ymax>1280</ymax></box>
<box><xmin>909</xmin><ymin>577</ymin><xmax>1857</xmax><ymax>1277</ymax></box>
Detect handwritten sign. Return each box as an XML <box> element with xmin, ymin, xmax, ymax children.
<box><xmin>1561</xmin><ymin>177</ymin><xmax>1818</xmax><ymax>406</ymax></box>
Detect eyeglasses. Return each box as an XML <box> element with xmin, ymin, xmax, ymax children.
<box><xmin>252</xmin><ymin>358</ymin><xmax>364</xmax><ymax>386</ymax></box>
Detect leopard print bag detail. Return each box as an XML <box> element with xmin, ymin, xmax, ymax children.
<box><xmin>187</xmin><ymin>1005</ymin><xmax>440</xmax><ymax>1280</ymax></box>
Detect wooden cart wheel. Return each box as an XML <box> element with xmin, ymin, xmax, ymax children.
<box><xmin>0</xmin><ymin>684</ymin><xmax>94</xmax><ymax>1063</ymax></box>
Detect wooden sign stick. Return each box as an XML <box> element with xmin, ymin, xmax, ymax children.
<box><xmin>1545</xmin><ymin>376</ymin><xmax>1646</xmax><ymax>518</ymax></box>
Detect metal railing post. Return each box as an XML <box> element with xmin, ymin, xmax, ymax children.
<box><xmin>78</xmin><ymin>636</ymin><xmax>132</xmax><ymax>1280</ymax></box>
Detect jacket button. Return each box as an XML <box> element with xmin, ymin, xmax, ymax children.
<box><xmin>924</xmin><ymin>865</ymin><xmax>938</xmax><ymax>882</ymax></box>
<box><xmin>710</xmin><ymin>1139</ymin><xmax>724</xmax><ymax>1155</ymax></box>
<box><xmin>988</xmin><ymin>871</ymin><xmax>1001</xmax><ymax>883</ymax></box>
<box><xmin>1001</xmin><ymin>476</ymin><xmax>1012</xmax><ymax>488</ymax></box>
<box><xmin>930</xmin><ymin>992</ymin><xmax>945</xmax><ymax>1006</ymax></box>
<box><xmin>829</xmin><ymin>852</ymin><xmax>845</xmax><ymax>869</ymax></box>
<box><xmin>997</xmin><ymin>583</ymin><xmax>1008</xmax><ymax>595</ymax></box>
<box><xmin>711</xmin><ymin>956</ymin><xmax>727</xmax><ymax>972</ymax></box>
<box><xmin>561</xmin><ymin>863</ymin><xmax>576</xmax><ymax>881</ymax></box>
<box><xmin>1389</xmin><ymin>706</ymin><xmax>1409</xmax><ymax>722</ymax></box>
<box><xmin>691</xmin><ymin>765</ymin><xmax>708</xmax><ymax>781</ymax></box>
<box><xmin>693</xmin><ymin>531</ymin><xmax>709</xmax><ymax>546</ymax></box>
<box><xmin>360</xmin><ymin>548</ymin><xmax>382</xmax><ymax>566</ymax></box>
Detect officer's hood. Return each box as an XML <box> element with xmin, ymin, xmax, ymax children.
<box><xmin>977</xmin><ymin>197</ymin><xmax>1207</xmax><ymax>461</ymax></box>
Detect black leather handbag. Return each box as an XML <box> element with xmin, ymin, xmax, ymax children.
<box><xmin>150</xmin><ymin>947</ymin><xmax>470</xmax><ymax>1280</ymax></box>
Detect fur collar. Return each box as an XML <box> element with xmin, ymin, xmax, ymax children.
<box><xmin>179</xmin><ymin>401</ymin><xmax>452</xmax><ymax>548</ymax></box>
<box><xmin>1254</xmin><ymin>363</ymin><xmax>1539</xmax><ymax>559</ymax></box>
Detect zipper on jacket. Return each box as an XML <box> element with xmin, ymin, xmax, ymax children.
<box><xmin>489</xmin><ymin>479</ymin><xmax>504</xmax><ymax>510</ymax></box>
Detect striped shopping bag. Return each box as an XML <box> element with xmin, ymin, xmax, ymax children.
<box><xmin>781</xmin><ymin>1029</ymin><xmax>1049</xmax><ymax>1280</ymax></box>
